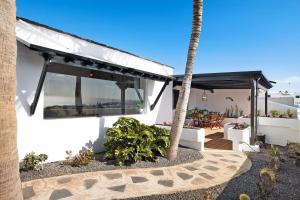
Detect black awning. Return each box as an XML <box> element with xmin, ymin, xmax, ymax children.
<box><xmin>25</xmin><ymin>44</ymin><xmax>175</xmax><ymax>82</ymax></box>
<box><xmin>174</xmin><ymin>71</ymin><xmax>273</xmax><ymax>90</ymax></box>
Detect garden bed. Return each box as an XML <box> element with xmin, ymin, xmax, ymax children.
<box><xmin>20</xmin><ymin>147</ymin><xmax>203</xmax><ymax>182</ymax></box>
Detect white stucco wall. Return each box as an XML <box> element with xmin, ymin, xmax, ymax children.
<box><xmin>16</xmin><ymin>43</ymin><xmax>173</xmax><ymax>162</ymax></box>
<box><xmin>258</xmin><ymin>117</ymin><xmax>300</xmax><ymax>146</ymax></box>
<box><xmin>187</xmin><ymin>88</ymin><xmax>251</xmax><ymax>115</ymax></box>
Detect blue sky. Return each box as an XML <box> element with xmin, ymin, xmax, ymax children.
<box><xmin>16</xmin><ymin>0</ymin><xmax>300</xmax><ymax>92</ymax></box>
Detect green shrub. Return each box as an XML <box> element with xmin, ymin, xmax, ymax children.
<box><xmin>23</xmin><ymin>152</ymin><xmax>48</xmax><ymax>171</ymax></box>
<box><xmin>104</xmin><ymin>117</ymin><xmax>170</xmax><ymax>165</ymax></box>
<box><xmin>64</xmin><ymin>148</ymin><xmax>95</xmax><ymax>167</ymax></box>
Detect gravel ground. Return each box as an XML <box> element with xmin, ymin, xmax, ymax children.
<box><xmin>20</xmin><ymin>147</ymin><xmax>203</xmax><ymax>182</ymax></box>
<box><xmin>125</xmin><ymin>147</ymin><xmax>300</xmax><ymax>200</ymax></box>
<box><xmin>218</xmin><ymin>147</ymin><xmax>300</xmax><ymax>200</ymax></box>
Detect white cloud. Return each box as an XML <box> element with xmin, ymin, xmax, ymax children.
<box><xmin>276</xmin><ymin>76</ymin><xmax>300</xmax><ymax>83</ymax></box>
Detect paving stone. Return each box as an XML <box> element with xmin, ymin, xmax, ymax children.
<box><xmin>177</xmin><ymin>172</ymin><xmax>193</xmax><ymax>180</ymax></box>
<box><xmin>104</xmin><ymin>173</ymin><xmax>122</xmax><ymax>179</ymax></box>
<box><xmin>230</xmin><ymin>154</ymin><xmax>242</xmax><ymax>158</ymax></box>
<box><xmin>23</xmin><ymin>186</ymin><xmax>35</xmax><ymax>199</ymax></box>
<box><xmin>57</xmin><ymin>177</ymin><xmax>71</xmax><ymax>184</ymax></box>
<box><xmin>220</xmin><ymin>158</ymin><xmax>238</xmax><ymax>163</ymax></box>
<box><xmin>158</xmin><ymin>180</ymin><xmax>174</xmax><ymax>187</ymax></box>
<box><xmin>150</xmin><ymin>170</ymin><xmax>164</xmax><ymax>176</ymax></box>
<box><xmin>131</xmin><ymin>176</ymin><xmax>148</xmax><ymax>183</ymax></box>
<box><xmin>191</xmin><ymin>177</ymin><xmax>205</xmax><ymax>185</ymax></box>
<box><xmin>84</xmin><ymin>179</ymin><xmax>98</xmax><ymax>190</ymax></box>
<box><xmin>49</xmin><ymin>189</ymin><xmax>73</xmax><ymax>200</ymax></box>
<box><xmin>207</xmin><ymin>160</ymin><xmax>218</xmax><ymax>164</ymax></box>
<box><xmin>199</xmin><ymin>173</ymin><xmax>215</xmax><ymax>180</ymax></box>
<box><xmin>107</xmin><ymin>184</ymin><xmax>126</xmax><ymax>192</ymax></box>
<box><xmin>203</xmin><ymin>165</ymin><xmax>219</xmax><ymax>171</ymax></box>
<box><xmin>183</xmin><ymin>165</ymin><xmax>198</xmax><ymax>171</ymax></box>
<box><xmin>212</xmin><ymin>154</ymin><xmax>223</xmax><ymax>157</ymax></box>
<box><xmin>227</xmin><ymin>165</ymin><xmax>237</xmax><ymax>170</ymax></box>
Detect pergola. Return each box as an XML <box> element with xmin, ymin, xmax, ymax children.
<box><xmin>173</xmin><ymin>71</ymin><xmax>274</xmax><ymax>144</ymax></box>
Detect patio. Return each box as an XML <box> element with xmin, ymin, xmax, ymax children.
<box><xmin>204</xmin><ymin>128</ymin><xmax>233</xmax><ymax>150</ymax></box>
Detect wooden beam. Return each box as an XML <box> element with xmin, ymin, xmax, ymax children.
<box><xmin>250</xmin><ymin>80</ymin><xmax>256</xmax><ymax>145</ymax></box>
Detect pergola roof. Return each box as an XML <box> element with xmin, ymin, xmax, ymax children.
<box><xmin>174</xmin><ymin>71</ymin><xmax>273</xmax><ymax>90</ymax></box>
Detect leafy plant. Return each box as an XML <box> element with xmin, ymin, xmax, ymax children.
<box><xmin>257</xmin><ymin>109</ymin><xmax>261</xmax><ymax>117</ymax></box>
<box><xmin>136</xmin><ymin>101</ymin><xmax>144</xmax><ymax>109</ymax></box>
<box><xmin>23</xmin><ymin>152</ymin><xmax>48</xmax><ymax>171</ymax></box>
<box><xmin>64</xmin><ymin>148</ymin><xmax>94</xmax><ymax>167</ymax></box>
<box><xmin>239</xmin><ymin>193</ymin><xmax>250</xmax><ymax>200</ymax></box>
<box><xmin>270</xmin><ymin>110</ymin><xmax>280</xmax><ymax>118</ymax></box>
<box><xmin>104</xmin><ymin>117</ymin><xmax>170</xmax><ymax>165</ymax></box>
<box><xmin>286</xmin><ymin>109</ymin><xmax>293</xmax><ymax>118</ymax></box>
<box><xmin>257</xmin><ymin>168</ymin><xmax>276</xmax><ymax>198</ymax></box>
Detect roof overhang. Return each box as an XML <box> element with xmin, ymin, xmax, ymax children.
<box><xmin>174</xmin><ymin>71</ymin><xmax>273</xmax><ymax>90</ymax></box>
<box><xmin>16</xmin><ymin>17</ymin><xmax>174</xmax><ymax>82</ymax></box>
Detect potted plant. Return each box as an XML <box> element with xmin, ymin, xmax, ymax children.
<box><xmin>270</xmin><ymin>110</ymin><xmax>280</xmax><ymax>118</ymax></box>
<box><xmin>286</xmin><ymin>109</ymin><xmax>293</xmax><ymax>118</ymax></box>
<box><xmin>136</xmin><ymin>101</ymin><xmax>144</xmax><ymax>113</ymax></box>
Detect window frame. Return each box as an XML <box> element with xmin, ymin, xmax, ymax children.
<box><xmin>43</xmin><ymin>63</ymin><xmax>146</xmax><ymax>119</ymax></box>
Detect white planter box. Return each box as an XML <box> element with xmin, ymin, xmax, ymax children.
<box><xmin>156</xmin><ymin>125</ymin><xmax>205</xmax><ymax>151</ymax></box>
<box><xmin>224</xmin><ymin>123</ymin><xmax>236</xmax><ymax>139</ymax></box>
<box><xmin>227</xmin><ymin>127</ymin><xmax>250</xmax><ymax>151</ymax></box>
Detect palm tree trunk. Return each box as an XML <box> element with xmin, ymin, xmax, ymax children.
<box><xmin>0</xmin><ymin>0</ymin><xmax>23</xmax><ymax>199</ymax></box>
<box><xmin>167</xmin><ymin>0</ymin><xmax>203</xmax><ymax>160</ymax></box>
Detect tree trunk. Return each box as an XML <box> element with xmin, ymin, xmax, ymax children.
<box><xmin>167</xmin><ymin>0</ymin><xmax>203</xmax><ymax>160</ymax></box>
<box><xmin>0</xmin><ymin>0</ymin><xmax>23</xmax><ymax>199</ymax></box>
<box><xmin>75</xmin><ymin>76</ymin><xmax>82</xmax><ymax>114</ymax></box>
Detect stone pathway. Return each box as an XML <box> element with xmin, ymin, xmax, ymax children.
<box><xmin>22</xmin><ymin>150</ymin><xmax>251</xmax><ymax>200</ymax></box>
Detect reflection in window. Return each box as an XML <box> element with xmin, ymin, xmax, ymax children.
<box><xmin>44</xmin><ymin>72</ymin><xmax>145</xmax><ymax>118</ymax></box>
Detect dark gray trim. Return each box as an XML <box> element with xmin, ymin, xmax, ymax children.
<box><xmin>250</xmin><ymin>80</ymin><xmax>256</xmax><ymax>145</ymax></box>
<box><xmin>265</xmin><ymin>91</ymin><xmax>268</xmax><ymax>116</ymax></box>
<box><xmin>29</xmin><ymin>54</ymin><xmax>53</xmax><ymax>115</ymax></box>
<box><xmin>150</xmin><ymin>80</ymin><xmax>170</xmax><ymax>111</ymax></box>
<box><xmin>22</xmin><ymin>43</ymin><xmax>174</xmax><ymax>82</ymax></box>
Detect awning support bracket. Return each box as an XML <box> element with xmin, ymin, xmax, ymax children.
<box><xmin>150</xmin><ymin>80</ymin><xmax>169</xmax><ymax>111</ymax></box>
<box><xmin>29</xmin><ymin>53</ymin><xmax>53</xmax><ymax>115</ymax></box>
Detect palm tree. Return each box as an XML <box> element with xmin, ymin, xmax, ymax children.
<box><xmin>167</xmin><ymin>0</ymin><xmax>203</xmax><ymax>160</ymax></box>
<box><xmin>0</xmin><ymin>0</ymin><xmax>23</xmax><ymax>199</ymax></box>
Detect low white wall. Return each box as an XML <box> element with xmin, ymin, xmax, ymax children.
<box><xmin>258</xmin><ymin>99</ymin><xmax>299</xmax><ymax>118</ymax></box>
<box><xmin>16</xmin><ymin>43</ymin><xmax>174</xmax><ymax>162</ymax></box>
<box><xmin>258</xmin><ymin>117</ymin><xmax>300</xmax><ymax>146</ymax></box>
<box><xmin>188</xmin><ymin>88</ymin><xmax>251</xmax><ymax>115</ymax></box>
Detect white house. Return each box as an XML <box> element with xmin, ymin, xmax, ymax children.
<box><xmin>16</xmin><ymin>17</ymin><xmax>174</xmax><ymax>162</ymax></box>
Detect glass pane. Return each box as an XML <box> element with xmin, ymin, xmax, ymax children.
<box><xmin>44</xmin><ymin>71</ymin><xmax>145</xmax><ymax>118</ymax></box>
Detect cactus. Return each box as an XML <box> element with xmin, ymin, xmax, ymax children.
<box><xmin>239</xmin><ymin>193</ymin><xmax>250</xmax><ymax>200</ymax></box>
<box><xmin>257</xmin><ymin>168</ymin><xmax>276</xmax><ymax>197</ymax></box>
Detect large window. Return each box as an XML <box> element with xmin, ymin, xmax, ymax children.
<box><xmin>44</xmin><ymin>64</ymin><xmax>145</xmax><ymax>118</ymax></box>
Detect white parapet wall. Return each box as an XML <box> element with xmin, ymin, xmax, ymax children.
<box><xmin>258</xmin><ymin>117</ymin><xmax>300</xmax><ymax>146</ymax></box>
